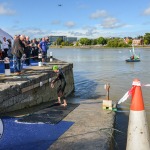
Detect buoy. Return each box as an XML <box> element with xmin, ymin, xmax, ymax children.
<box><xmin>38</xmin><ymin>53</ymin><xmax>43</xmax><ymax>66</ymax></box>
<box><xmin>4</xmin><ymin>57</ymin><xmax>10</xmax><ymax>76</ymax></box>
<box><xmin>50</xmin><ymin>52</ymin><xmax>53</xmax><ymax>62</ymax></box>
<box><xmin>126</xmin><ymin>79</ymin><xmax>150</xmax><ymax>150</ymax></box>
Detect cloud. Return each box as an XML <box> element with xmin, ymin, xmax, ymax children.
<box><xmin>143</xmin><ymin>21</ymin><xmax>150</xmax><ymax>25</ymax></box>
<box><xmin>90</xmin><ymin>10</ymin><xmax>108</xmax><ymax>19</ymax></box>
<box><xmin>101</xmin><ymin>17</ymin><xmax>126</xmax><ymax>29</ymax></box>
<box><xmin>82</xmin><ymin>25</ymin><xmax>97</xmax><ymax>30</ymax></box>
<box><xmin>51</xmin><ymin>20</ymin><xmax>61</xmax><ymax>25</ymax></box>
<box><xmin>69</xmin><ymin>31</ymin><xmax>85</xmax><ymax>36</ymax></box>
<box><xmin>64</xmin><ymin>21</ymin><xmax>76</xmax><ymax>28</ymax></box>
<box><xmin>0</xmin><ymin>3</ymin><xmax>16</xmax><ymax>15</ymax></box>
<box><xmin>6</xmin><ymin>27</ymin><xmax>49</xmax><ymax>39</ymax></box>
<box><xmin>68</xmin><ymin>26</ymin><xmax>99</xmax><ymax>38</ymax></box>
<box><xmin>143</xmin><ymin>7</ymin><xmax>150</xmax><ymax>15</ymax></box>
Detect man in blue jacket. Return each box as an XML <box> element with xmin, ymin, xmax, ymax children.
<box><xmin>38</xmin><ymin>37</ymin><xmax>48</xmax><ymax>63</ymax></box>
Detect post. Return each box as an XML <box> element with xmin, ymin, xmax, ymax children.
<box><xmin>4</xmin><ymin>57</ymin><xmax>10</xmax><ymax>76</ymax></box>
<box><xmin>103</xmin><ymin>83</ymin><xmax>112</xmax><ymax>110</ymax></box>
<box><xmin>50</xmin><ymin>52</ymin><xmax>53</xmax><ymax>62</ymax></box>
<box><xmin>38</xmin><ymin>53</ymin><xmax>43</xmax><ymax>66</ymax></box>
<box><xmin>104</xmin><ymin>83</ymin><xmax>110</xmax><ymax>100</ymax></box>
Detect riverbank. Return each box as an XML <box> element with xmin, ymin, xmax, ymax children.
<box><xmin>50</xmin><ymin>45</ymin><xmax>150</xmax><ymax>49</ymax></box>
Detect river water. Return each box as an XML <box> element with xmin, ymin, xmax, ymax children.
<box><xmin>48</xmin><ymin>47</ymin><xmax>150</xmax><ymax>150</ymax></box>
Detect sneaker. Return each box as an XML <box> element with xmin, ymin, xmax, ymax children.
<box><xmin>15</xmin><ymin>72</ymin><xmax>22</xmax><ymax>75</ymax></box>
<box><xmin>61</xmin><ymin>103</ymin><xmax>67</xmax><ymax>107</ymax></box>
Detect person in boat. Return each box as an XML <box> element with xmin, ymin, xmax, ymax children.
<box><xmin>130</xmin><ymin>55</ymin><xmax>134</xmax><ymax>60</ymax></box>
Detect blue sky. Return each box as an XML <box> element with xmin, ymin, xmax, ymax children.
<box><xmin>1</xmin><ymin>0</ymin><xmax>150</xmax><ymax>39</ymax></box>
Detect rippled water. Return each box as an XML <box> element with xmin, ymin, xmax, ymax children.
<box><xmin>48</xmin><ymin>47</ymin><xmax>150</xmax><ymax>149</ymax></box>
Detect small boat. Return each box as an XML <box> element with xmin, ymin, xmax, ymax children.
<box><xmin>125</xmin><ymin>45</ymin><xmax>140</xmax><ymax>62</ymax></box>
<box><xmin>126</xmin><ymin>58</ymin><xmax>140</xmax><ymax>62</ymax></box>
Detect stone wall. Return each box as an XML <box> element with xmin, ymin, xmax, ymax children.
<box><xmin>0</xmin><ymin>61</ymin><xmax>74</xmax><ymax>113</ymax></box>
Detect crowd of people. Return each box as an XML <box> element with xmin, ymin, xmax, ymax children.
<box><xmin>0</xmin><ymin>35</ymin><xmax>50</xmax><ymax>74</ymax></box>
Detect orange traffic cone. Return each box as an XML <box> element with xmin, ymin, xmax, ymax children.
<box><xmin>126</xmin><ymin>79</ymin><xmax>150</xmax><ymax>150</ymax></box>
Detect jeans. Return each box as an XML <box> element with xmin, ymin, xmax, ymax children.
<box><xmin>13</xmin><ymin>55</ymin><xmax>22</xmax><ymax>72</ymax></box>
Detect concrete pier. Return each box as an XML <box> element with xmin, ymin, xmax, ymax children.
<box><xmin>49</xmin><ymin>99</ymin><xmax>115</xmax><ymax>150</ymax></box>
<box><xmin>0</xmin><ymin>59</ymin><xmax>74</xmax><ymax>113</ymax></box>
<box><xmin>0</xmin><ymin>58</ymin><xmax>116</xmax><ymax>150</ymax></box>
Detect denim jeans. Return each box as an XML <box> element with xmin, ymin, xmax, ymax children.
<box><xmin>13</xmin><ymin>55</ymin><xmax>22</xmax><ymax>72</ymax></box>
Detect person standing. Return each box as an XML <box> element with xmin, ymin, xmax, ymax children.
<box><xmin>7</xmin><ymin>39</ymin><xmax>12</xmax><ymax>58</ymax></box>
<box><xmin>0</xmin><ymin>41</ymin><xmax>2</xmax><ymax>60</ymax></box>
<box><xmin>24</xmin><ymin>36</ymin><xmax>31</xmax><ymax>66</ymax></box>
<box><xmin>31</xmin><ymin>38</ymin><xmax>39</xmax><ymax>61</ymax></box>
<box><xmin>1</xmin><ymin>37</ymin><xmax>9</xmax><ymax>59</ymax></box>
<box><xmin>12</xmin><ymin>35</ymin><xmax>25</xmax><ymax>74</ymax></box>
<box><xmin>51</xmin><ymin>65</ymin><xmax>67</xmax><ymax>107</ymax></box>
<box><xmin>38</xmin><ymin>37</ymin><xmax>48</xmax><ymax>63</ymax></box>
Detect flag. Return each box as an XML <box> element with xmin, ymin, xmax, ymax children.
<box><xmin>118</xmin><ymin>86</ymin><xmax>135</xmax><ymax>104</ymax></box>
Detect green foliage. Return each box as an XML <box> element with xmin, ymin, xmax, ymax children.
<box><xmin>128</xmin><ymin>39</ymin><xmax>132</xmax><ymax>45</ymax></box>
<box><xmin>76</xmin><ymin>42</ymin><xmax>79</xmax><ymax>46</ymax></box>
<box><xmin>107</xmin><ymin>38</ymin><xmax>129</xmax><ymax>47</ymax></box>
<box><xmin>144</xmin><ymin>33</ymin><xmax>150</xmax><ymax>45</ymax></box>
<box><xmin>97</xmin><ymin>37</ymin><xmax>107</xmax><ymax>45</ymax></box>
<box><xmin>91</xmin><ymin>39</ymin><xmax>97</xmax><ymax>45</ymax></box>
<box><xmin>56</xmin><ymin>38</ymin><xmax>63</xmax><ymax>45</ymax></box>
<box><xmin>79</xmin><ymin>38</ymin><xmax>91</xmax><ymax>45</ymax></box>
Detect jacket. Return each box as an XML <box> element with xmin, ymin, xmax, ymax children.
<box><xmin>12</xmin><ymin>38</ymin><xmax>25</xmax><ymax>58</ymax></box>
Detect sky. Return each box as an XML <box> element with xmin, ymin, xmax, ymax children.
<box><xmin>0</xmin><ymin>0</ymin><xmax>150</xmax><ymax>39</ymax></box>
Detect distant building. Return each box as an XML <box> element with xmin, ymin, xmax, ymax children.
<box><xmin>124</xmin><ymin>37</ymin><xmax>132</xmax><ymax>44</ymax></box>
<box><xmin>132</xmin><ymin>38</ymin><xmax>144</xmax><ymax>46</ymax></box>
<box><xmin>48</xmin><ymin>36</ymin><xmax>66</xmax><ymax>44</ymax></box>
<box><xmin>48</xmin><ymin>36</ymin><xmax>77</xmax><ymax>44</ymax></box>
<box><xmin>66</xmin><ymin>37</ymin><xmax>77</xmax><ymax>43</ymax></box>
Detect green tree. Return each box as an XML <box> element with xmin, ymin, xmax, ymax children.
<box><xmin>61</xmin><ymin>42</ymin><xmax>65</xmax><ymax>46</ymax></box>
<box><xmin>91</xmin><ymin>39</ymin><xmax>97</xmax><ymax>45</ymax></box>
<box><xmin>56</xmin><ymin>38</ymin><xmax>63</xmax><ymax>45</ymax></box>
<box><xmin>97</xmin><ymin>37</ymin><xmax>107</xmax><ymax>45</ymax></box>
<box><xmin>128</xmin><ymin>39</ymin><xmax>132</xmax><ymax>45</ymax></box>
<box><xmin>107</xmin><ymin>38</ymin><xmax>129</xmax><ymax>47</ymax></box>
<box><xmin>144</xmin><ymin>33</ymin><xmax>150</xmax><ymax>45</ymax></box>
<box><xmin>79</xmin><ymin>38</ymin><xmax>91</xmax><ymax>45</ymax></box>
<box><xmin>76</xmin><ymin>42</ymin><xmax>79</xmax><ymax>46</ymax></box>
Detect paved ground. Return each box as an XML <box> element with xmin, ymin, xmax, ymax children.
<box><xmin>49</xmin><ymin>99</ymin><xmax>115</xmax><ymax>150</ymax></box>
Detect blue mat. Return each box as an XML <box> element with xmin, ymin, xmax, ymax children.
<box><xmin>0</xmin><ymin>117</ymin><xmax>73</xmax><ymax>150</ymax></box>
<box><xmin>0</xmin><ymin>59</ymin><xmax>38</xmax><ymax>74</ymax></box>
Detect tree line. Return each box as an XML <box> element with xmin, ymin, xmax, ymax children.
<box><xmin>54</xmin><ymin>33</ymin><xmax>150</xmax><ymax>47</ymax></box>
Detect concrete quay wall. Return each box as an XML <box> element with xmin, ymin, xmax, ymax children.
<box><xmin>0</xmin><ymin>60</ymin><xmax>74</xmax><ymax>113</ymax></box>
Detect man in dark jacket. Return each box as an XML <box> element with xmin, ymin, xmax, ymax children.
<box><xmin>12</xmin><ymin>35</ymin><xmax>25</xmax><ymax>74</ymax></box>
